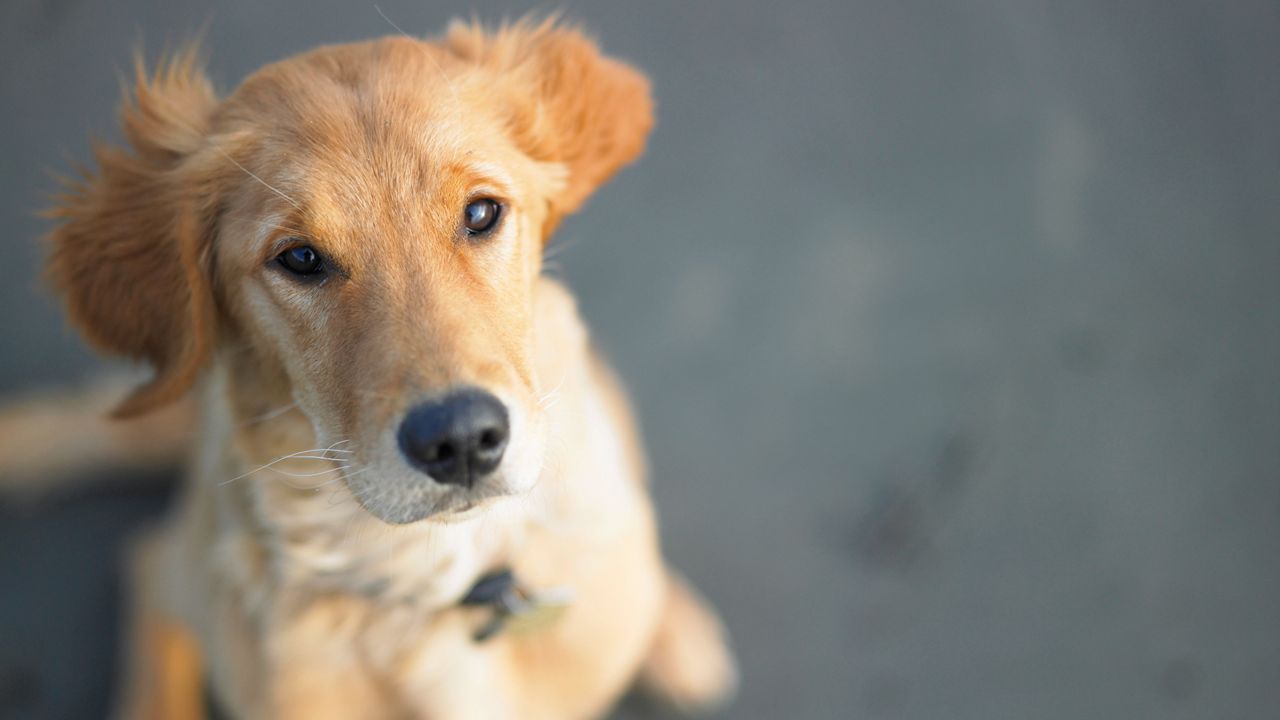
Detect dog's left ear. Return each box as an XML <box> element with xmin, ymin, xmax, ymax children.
<box><xmin>446</xmin><ymin>20</ymin><xmax>655</xmax><ymax>235</ymax></box>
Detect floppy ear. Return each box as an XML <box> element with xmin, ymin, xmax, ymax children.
<box><xmin>446</xmin><ymin>19</ymin><xmax>655</xmax><ymax>235</ymax></box>
<box><xmin>46</xmin><ymin>48</ymin><xmax>221</xmax><ymax>418</ymax></box>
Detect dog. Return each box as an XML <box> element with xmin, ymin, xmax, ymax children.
<box><xmin>30</xmin><ymin>18</ymin><xmax>735</xmax><ymax>719</ymax></box>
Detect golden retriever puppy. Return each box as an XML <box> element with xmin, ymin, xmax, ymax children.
<box><xmin>41</xmin><ymin>19</ymin><xmax>735</xmax><ymax>719</ymax></box>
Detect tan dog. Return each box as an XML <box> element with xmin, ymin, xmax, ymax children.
<box><xmin>38</xmin><ymin>19</ymin><xmax>735</xmax><ymax>719</ymax></box>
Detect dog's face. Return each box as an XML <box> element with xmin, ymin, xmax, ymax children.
<box><xmin>218</xmin><ymin>40</ymin><xmax>562</xmax><ymax>522</ymax></box>
<box><xmin>46</xmin><ymin>23</ymin><xmax>652</xmax><ymax>523</ymax></box>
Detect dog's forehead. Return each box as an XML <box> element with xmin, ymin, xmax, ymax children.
<box><xmin>221</xmin><ymin>39</ymin><xmax>529</xmax><ymax>240</ymax></box>
<box><xmin>230</xmin><ymin>45</ymin><xmax>498</xmax><ymax>166</ymax></box>
<box><xmin>229</xmin><ymin>37</ymin><xmax>469</xmax><ymax>120</ymax></box>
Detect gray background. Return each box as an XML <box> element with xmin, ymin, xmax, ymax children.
<box><xmin>2</xmin><ymin>0</ymin><xmax>1278</xmax><ymax>718</ymax></box>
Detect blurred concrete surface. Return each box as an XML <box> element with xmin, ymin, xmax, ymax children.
<box><xmin>1</xmin><ymin>0</ymin><xmax>1278</xmax><ymax>718</ymax></box>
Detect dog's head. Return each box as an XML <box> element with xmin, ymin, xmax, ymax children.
<box><xmin>45</xmin><ymin>21</ymin><xmax>652</xmax><ymax>523</ymax></box>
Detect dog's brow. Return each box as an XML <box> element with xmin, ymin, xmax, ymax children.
<box><xmin>226</xmin><ymin>213</ymin><xmax>306</xmax><ymax>240</ymax></box>
<box><xmin>456</xmin><ymin>160</ymin><xmax>517</xmax><ymax>196</ymax></box>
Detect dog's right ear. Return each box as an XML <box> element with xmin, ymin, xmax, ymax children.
<box><xmin>445</xmin><ymin>19</ymin><xmax>654</xmax><ymax>237</ymax></box>
<box><xmin>46</xmin><ymin>48</ymin><xmax>221</xmax><ymax>418</ymax></box>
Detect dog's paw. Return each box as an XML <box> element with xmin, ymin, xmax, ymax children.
<box><xmin>638</xmin><ymin>572</ymin><xmax>738</xmax><ymax>714</ymax></box>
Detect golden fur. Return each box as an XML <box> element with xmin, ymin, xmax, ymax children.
<box><xmin>38</xmin><ymin>19</ymin><xmax>735</xmax><ymax>719</ymax></box>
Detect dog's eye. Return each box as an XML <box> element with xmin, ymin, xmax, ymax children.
<box><xmin>462</xmin><ymin>198</ymin><xmax>502</xmax><ymax>236</ymax></box>
<box><xmin>276</xmin><ymin>245</ymin><xmax>325</xmax><ymax>276</ymax></box>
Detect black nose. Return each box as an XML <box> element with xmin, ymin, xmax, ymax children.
<box><xmin>398</xmin><ymin>389</ymin><xmax>510</xmax><ymax>487</ymax></box>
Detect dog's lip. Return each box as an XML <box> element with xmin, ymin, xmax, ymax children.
<box><xmin>424</xmin><ymin>498</ymin><xmax>504</xmax><ymax>524</ymax></box>
<box><xmin>348</xmin><ymin>479</ymin><xmax>510</xmax><ymax>525</ymax></box>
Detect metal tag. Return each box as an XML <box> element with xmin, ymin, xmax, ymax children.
<box><xmin>469</xmin><ymin>582</ymin><xmax>573</xmax><ymax>642</ymax></box>
<box><xmin>501</xmin><ymin>588</ymin><xmax>573</xmax><ymax>636</ymax></box>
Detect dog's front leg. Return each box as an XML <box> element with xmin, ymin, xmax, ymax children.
<box><xmin>254</xmin><ymin>598</ymin><xmax>403</xmax><ymax>720</ymax></box>
<box><xmin>116</xmin><ymin>531</ymin><xmax>205</xmax><ymax>720</ymax></box>
<box><xmin>637</xmin><ymin>570</ymin><xmax>738</xmax><ymax>712</ymax></box>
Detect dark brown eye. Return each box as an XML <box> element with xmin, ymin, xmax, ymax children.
<box><xmin>463</xmin><ymin>198</ymin><xmax>502</xmax><ymax>235</ymax></box>
<box><xmin>276</xmin><ymin>245</ymin><xmax>325</xmax><ymax>276</ymax></box>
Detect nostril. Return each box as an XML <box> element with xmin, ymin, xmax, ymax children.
<box><xmin>431</xmin><ymin>442</ymin><xmax>455</xmax><ymax>463</ymax></box>
<box><xmin>478</xmin><ymin>429</ymin><xmax>502</xmax><ymax>451</ymax></box>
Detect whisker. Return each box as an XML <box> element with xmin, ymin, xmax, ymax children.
<box><xmin>543</xmin><ymin>235</ymin><xmax>581</xmax><ymax>263</ymax></box>
<box><xmin>269</xmin><ymin>453</ymin><xmax>354</xmax><ymax>462</ymax></box>
<box><xmin>240</xmin><ymin>401</ymin><xmax>299</xmax><ymax>427</ymax></box>
<box><xmin>373</xmin><ymin>3</ymin><xmax>461</xmax><ymax>103</ymax></box>
<box><xmin>223</xmin><ymin>214</ymin><xmax>310</xmax><ymax>238</ymax></box>
<box><xmin>275</xmin><ymin>475</ymin><xmax>343</xmax><ymax>491</ymax></box>
<box><xmin>270</xmin><ymin>465</ymin><xmax>350</xmax><ymax>479</ymax></box>
<box><xmin>538</xmin><ymin>371</ymin><xmax>568</xmax><ymax>407</ymax></box>
<box><xmin>214</xmin><ymin>146</ymin><xmax>303</xmax><ymax>210</ymax></box>
<box><xmin>285</xmin><ymin>465</ymin><xmax>366</xmax><ymax>491</ymax></box>
<box><xmin>221</xmin><ymin>441</ymin><xmax>354</xmax><ymax>485</ymax></box>
<box><xmin>312</xmin><ymin>465</ymin><xmax>377</xmax><ymax>502</ymax></box>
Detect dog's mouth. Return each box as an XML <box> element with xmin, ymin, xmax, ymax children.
<box><xmin>345</xmin><ymin>473</ymin><xmax>512</xmax><ymax>525</ymax></box>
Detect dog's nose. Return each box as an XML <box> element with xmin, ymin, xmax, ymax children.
<box><xmin>398</xmin><ymin>389</ymin><xmax>510</xmax><ymax>486</ymax></box>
